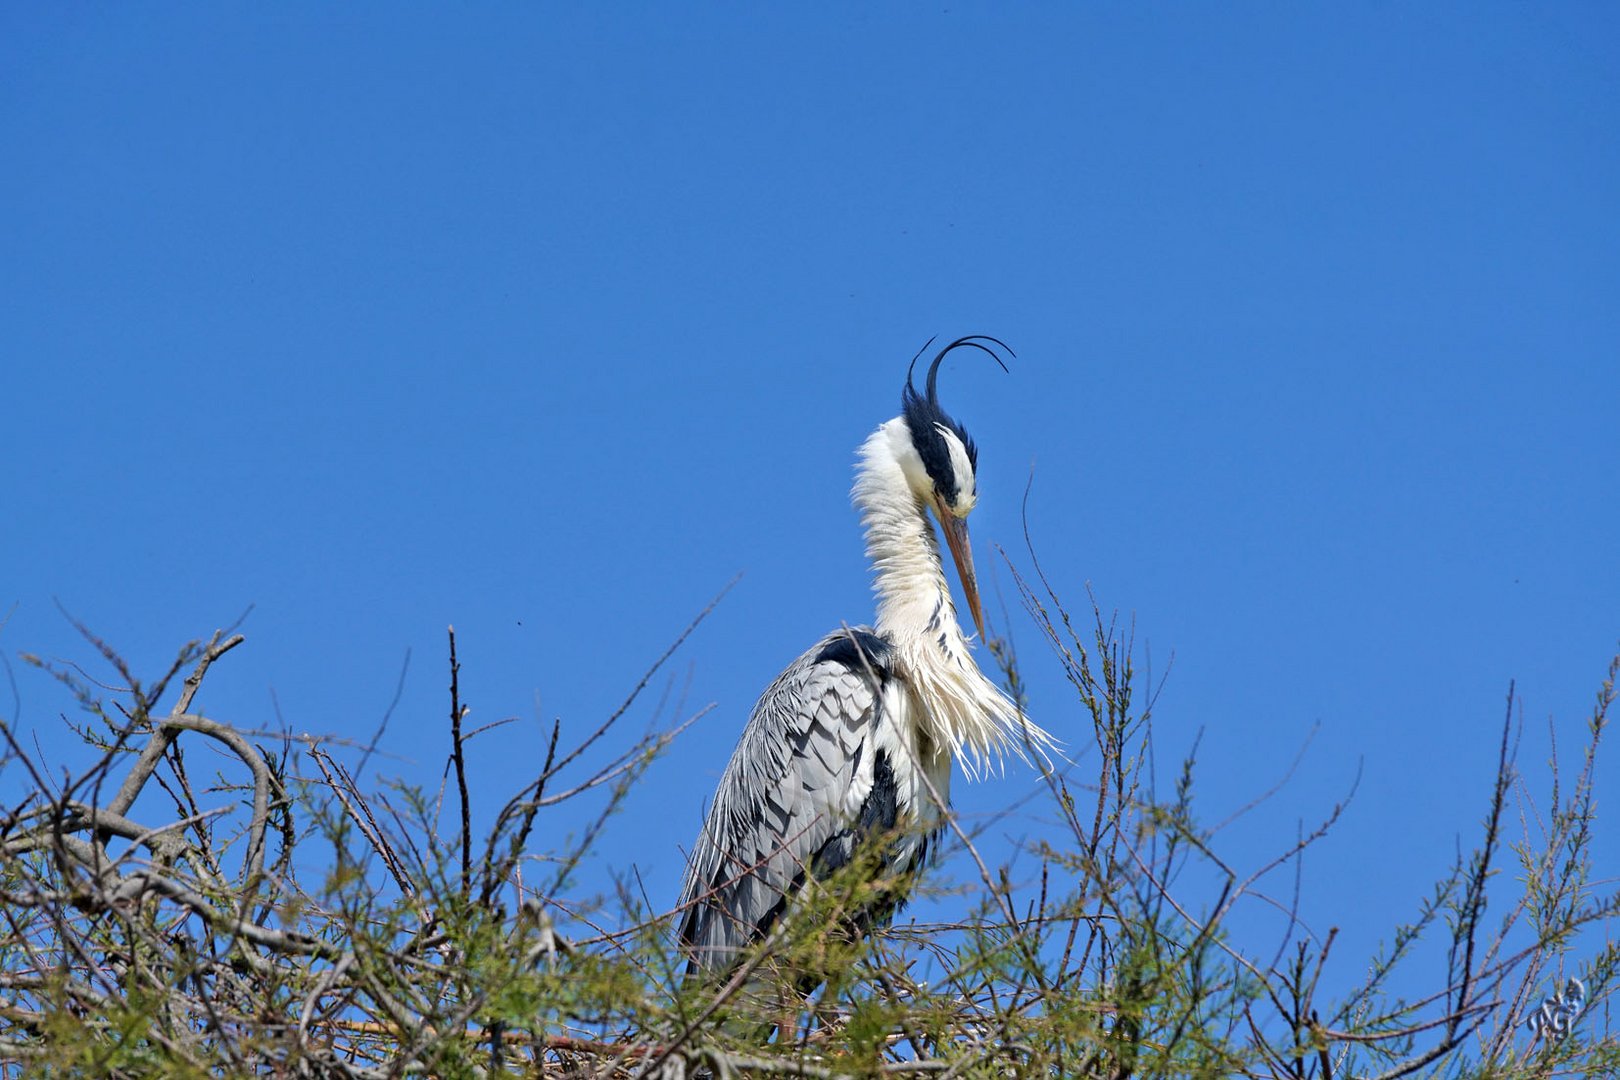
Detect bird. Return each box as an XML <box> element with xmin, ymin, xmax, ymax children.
<box><xmin>676</xmin><ymin>335</ymin><xmax>1057</xmax><ymax>985</ymax></box>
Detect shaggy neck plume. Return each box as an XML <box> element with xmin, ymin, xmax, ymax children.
<box><xmin>853</xmin><ymin>420</ymin><xmax>1054</xmax><ymax>776</ymax></box>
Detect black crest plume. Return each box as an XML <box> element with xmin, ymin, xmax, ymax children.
<box><xmin>901</xmin><ymin>335</ymin><xmax>1013</xmax><ymax>499</ymax></box>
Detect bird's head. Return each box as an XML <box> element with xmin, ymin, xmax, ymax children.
<box><xmin>894</xmin><ymin>335</ymin><xmax>1012</xmax><ymax>642</ymax></box>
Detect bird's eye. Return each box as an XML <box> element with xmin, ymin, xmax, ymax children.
<box><xmin>936</xmin><ymin>483</ymin><xmax>975</xmax><ymax>518</ymax></box>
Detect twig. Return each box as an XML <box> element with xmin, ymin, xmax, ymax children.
<box><xmin>449</xmin><ymin>626</ymin><xmax>472</xmax><ymax>898</ymax></box>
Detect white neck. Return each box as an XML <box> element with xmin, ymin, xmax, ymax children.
<box><xmin>852</xmin><ymin>419</ymin><xmax>1055</xmax><ymax>775</ymax></box>
<box><xmin>856</xmin><ymin>420</ymin><xmax>964</xmax><ymax>646</ymax></box>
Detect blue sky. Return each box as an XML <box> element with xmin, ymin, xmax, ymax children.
<box><xmin>5</xmin><ymin>5</ymin><xmax>1617</xmax><ymax>1015</ymax></box>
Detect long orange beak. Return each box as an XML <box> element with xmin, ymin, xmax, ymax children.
<box><xmin>934</xmin><ymin>497</ymin><xmax>986</xmax><ymax>641</ymax></box>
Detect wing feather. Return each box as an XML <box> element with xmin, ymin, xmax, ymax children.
<box><xmin>676</xmin><ymin>628</ymin><xmax>894</xmax><ymax>974</ymax></box>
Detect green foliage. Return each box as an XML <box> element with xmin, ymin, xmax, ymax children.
<box><xmin>0</xmin><ymin>582</ymin><xmax>1612</xmax><ymax>1078</ymax></box>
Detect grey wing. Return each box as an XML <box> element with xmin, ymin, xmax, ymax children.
<box><xmin>677</xmin><ymin>629</ymin><xmax>895</xmax><ymax>975</ymax></box>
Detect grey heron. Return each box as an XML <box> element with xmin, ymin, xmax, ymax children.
<box><xmin>676</xmin><ymin>336</ymin><xmax>1056</xmax><ymax>982</ymax></box>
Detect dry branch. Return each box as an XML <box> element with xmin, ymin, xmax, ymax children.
<box><xmin>0</xmin><ymin>604</ymin><xmax>1611</xmax><ymax>1079</ymax></box>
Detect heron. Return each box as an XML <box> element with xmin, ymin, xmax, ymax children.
<box><xmin>676</xmin><ymin>336</ymin><xmax>1056</xmax><ymax>985</ymax></box>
